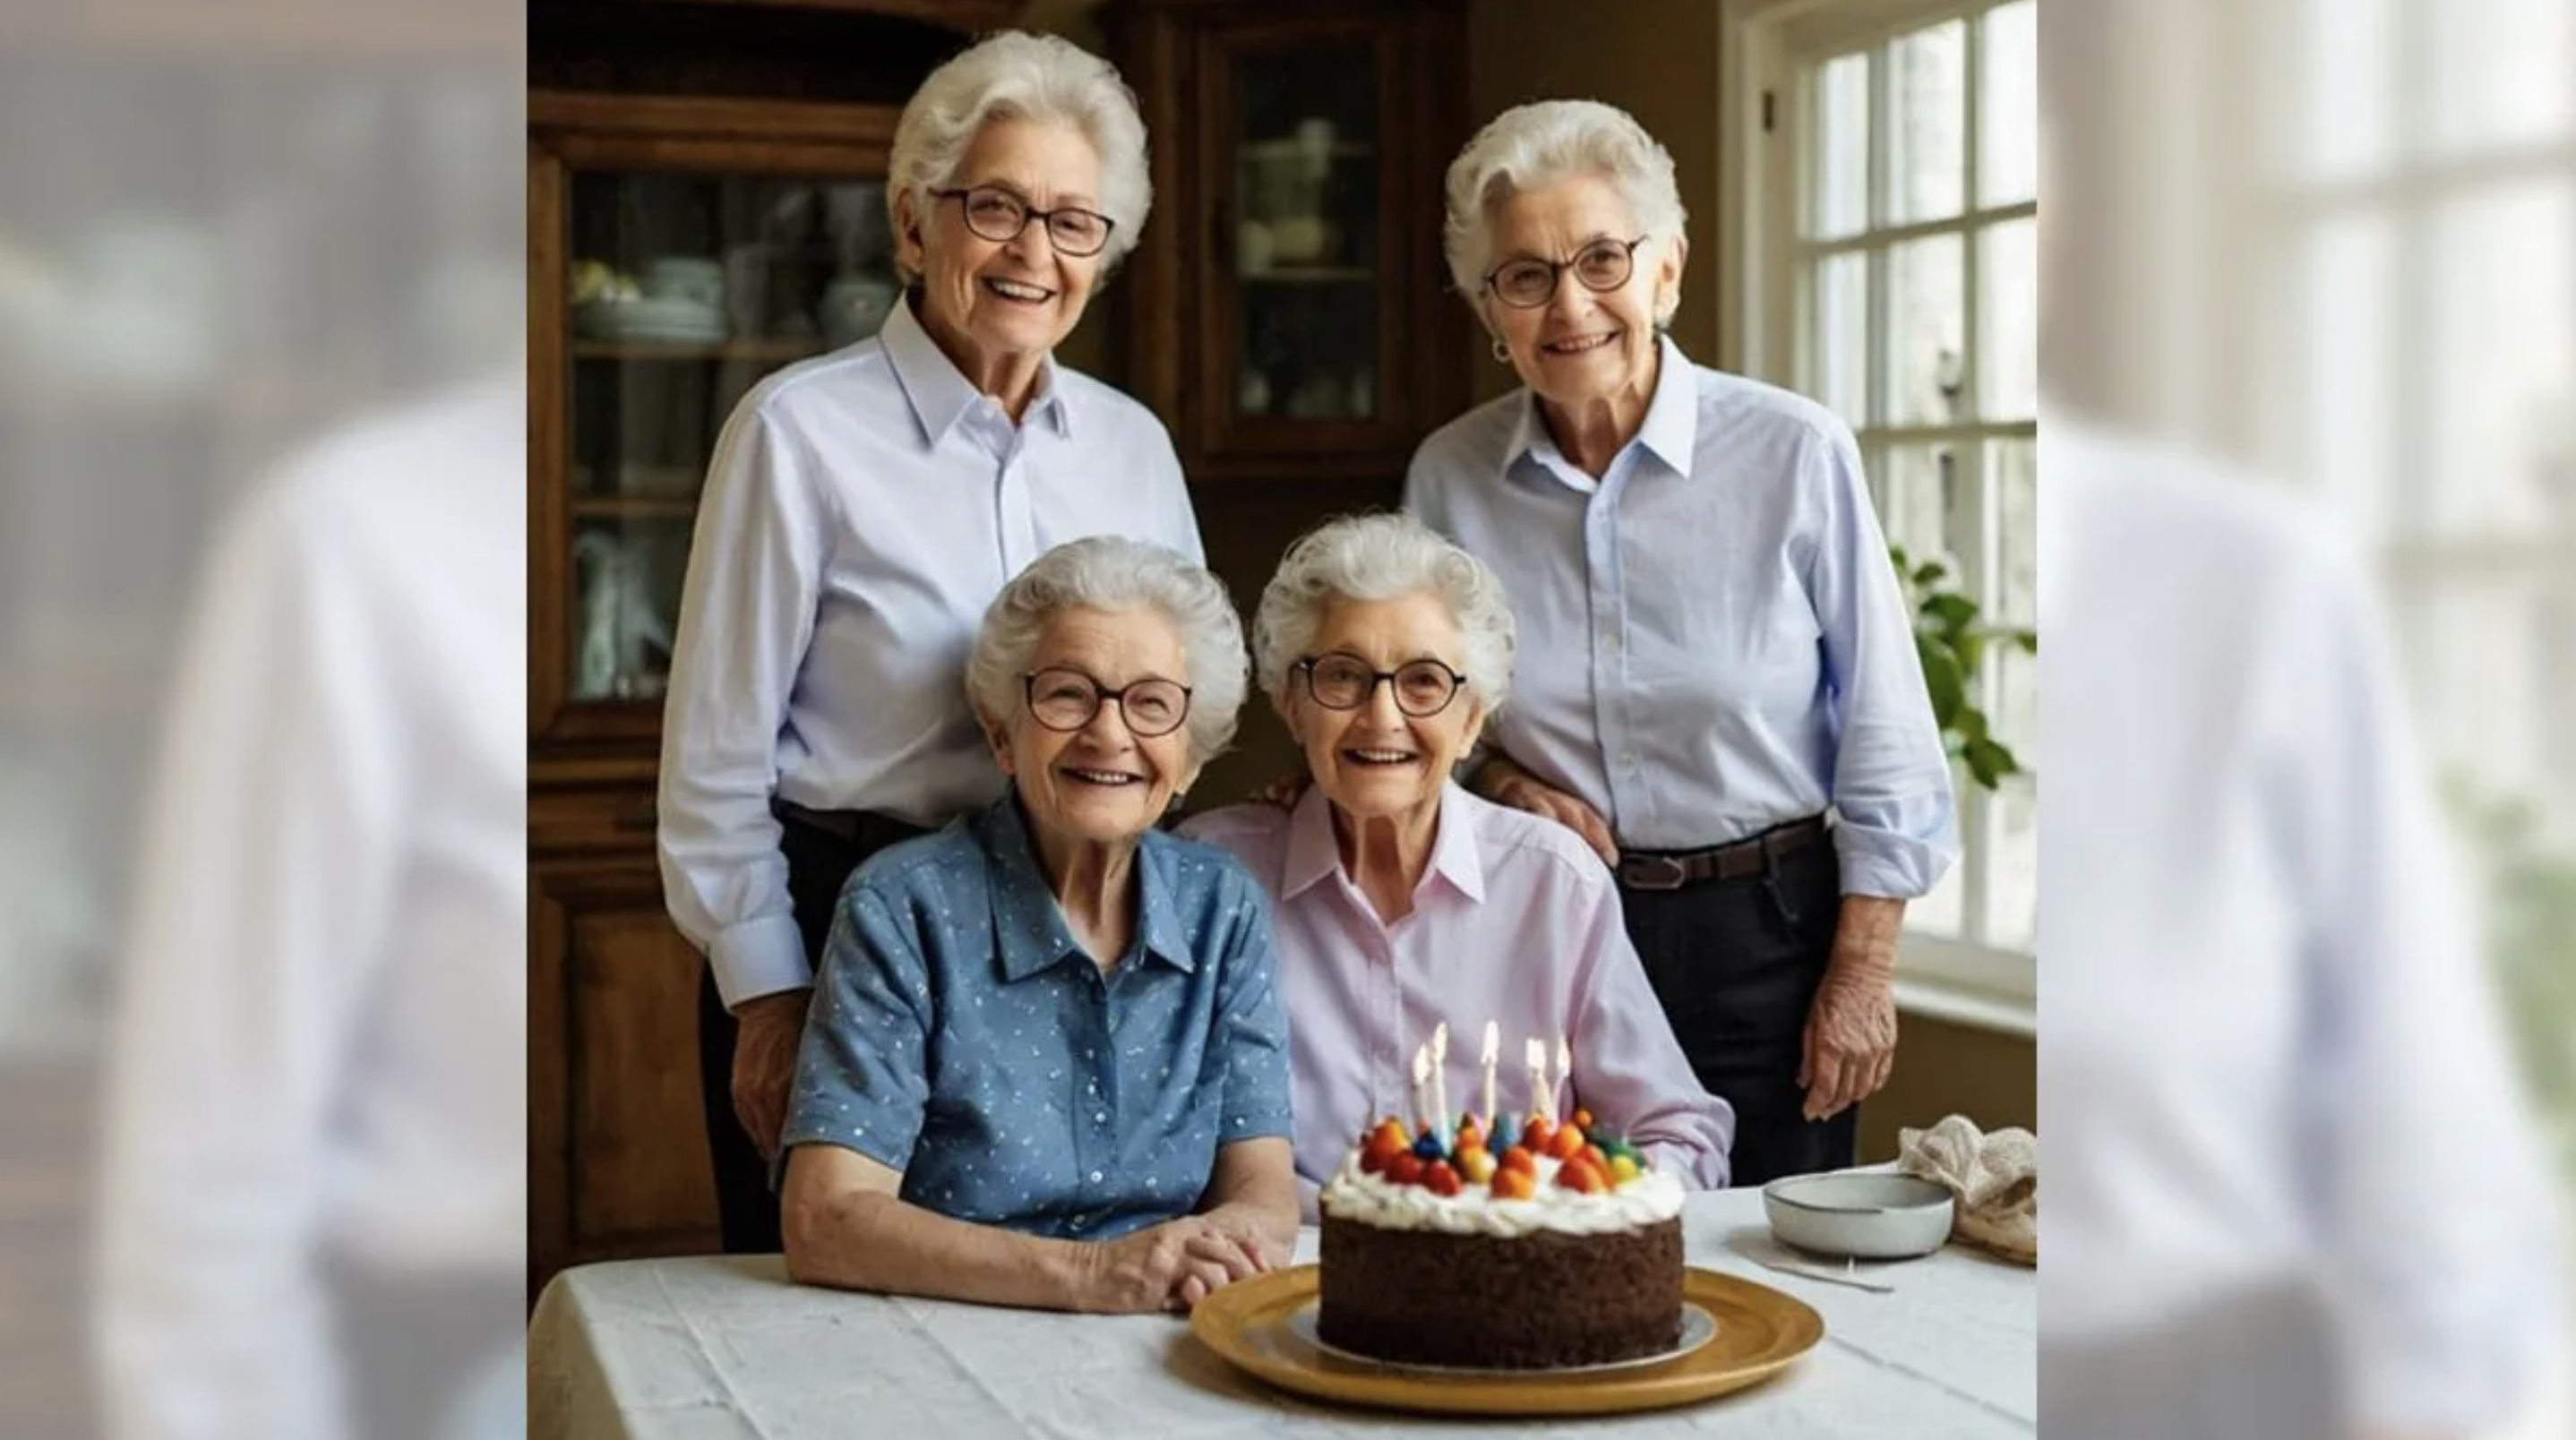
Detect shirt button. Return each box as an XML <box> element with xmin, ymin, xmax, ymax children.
<box><xmin>1095</xmin><ymin>1111</ymin><xmax>1109</xmax><ymax>1124</ymax></box>
<box><xmin>1623</xmin><ymin>750</ymin><xmax>1639</xmax><ymax>769</ymax></box>
<box><xmin>1088</xmin><ymin>1170</ymin><xmax>1104</xmax><ymax>1183</ymax></box>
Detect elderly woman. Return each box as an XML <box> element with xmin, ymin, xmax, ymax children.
<box><xmin>1184</xmin><ymin>514</ymin><xmax>1730</xmax><ymax>1210</ymax></box>
<box><xmin>659</xmin><ymin>32</ymin><xmax>1206</xmax><ymax>1253</ymax></box>
<box><xmin>1404</xmin><ymin>101</ymin><xmax>1957</xmax><ymax>1185</ymax></box>
<box><xmin>779</xmin><ymin>536</ymin><xmax>1296</xmax><ymax>1312</ymax></box>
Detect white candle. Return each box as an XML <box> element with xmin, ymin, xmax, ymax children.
<box><xmin>1410</xmin><ymin>1044</ymin><xmax>1430</xmax><ymax>1133</ymax></box>
<box><xmin>1556</xmin><ymin>1034</ymin><xmax>1573</xmax><ymax>1123</ymax></box>
<box><xmin>1479</xmin><ymin>1020</ymin><xmax>1499</xmax><ymax>1129</ymax></box>
<box><xmin>1524</xmin><ymin>1035</ymin><xmax>1550</xmax><ymax>1120</ymax></box>
<box><xmin>1430</xmin><ymin>1023</ymin><xmax>1451</xmax><ymax>1143</ymax></box>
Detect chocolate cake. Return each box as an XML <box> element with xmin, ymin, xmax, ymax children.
<box><xmin>1314</xmin><ymin>1113</ymin><xmax>1689</xmax><ymax>1370</ymax></box>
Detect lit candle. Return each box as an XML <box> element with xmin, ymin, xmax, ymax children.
<box><xmin>1410</xmin><ymin>1044</ymin><xmax>1430</xmax><ymax>1134</ymax></box>
<box><xmin>1479</xmin><ymin>1020</ymin><xmax>1499</xmax><ymax>1128</ymax></box>
<box><xmin>1524</xmin><ymin>1035</ymin><xmax>1550</xmax><ymax>1121</ymax></box>
<box><xmin>1430</xmin><ymin>1023</ymin><xmax>1452</xmax><ymax>1146</ymax></box>
<box><xmin>1555</xmin><ymin>1034</ymin><xmax>1573</xmax><ymax>1123</ymax></box>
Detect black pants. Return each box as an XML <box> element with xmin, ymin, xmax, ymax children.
<box><xmin>697</xmin><ymin>807</ymin><xmax>926</xmax><ymax>1255</ymax></box>
<box><xmin>1619</xmin><ymin>829</ymin><xmax>1856</xmax><ymax>1186</ymax></box>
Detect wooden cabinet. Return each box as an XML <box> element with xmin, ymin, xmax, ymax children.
<box><xmin>527</xmin><ymin>89</ymin><xmax>901</xmax><ymax>1293</ymax></box>
<box><xmin>1110</xmin><ymin>0</ymin><xmax>1473</xmax><ymax>484</ymax></box>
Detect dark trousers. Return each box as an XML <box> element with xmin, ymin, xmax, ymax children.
<box><xmin>1619</xmin><ymin>830</ymin><xmax>1856</xmax><ymax>1186</ymax></box>
<box><xmin>697</xmin><ymin>806</ymin><xmax>926</xmax><ymax>1255</ymax></box>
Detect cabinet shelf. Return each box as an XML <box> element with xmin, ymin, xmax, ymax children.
<box><xmin>1237</xmin><ymin>139</ymin><xmax>1376</xmax><ymax>161</ymax></box>
<box><xmin>571</xmin><ymin>497</ymin><xmax>700</xmax><ymax>519</ymax></box>
<box><xmin>571</xmin><ymin>339</ymin><xmax>824</xmax><ymax>364</ymax></box>
<box><xmin>1239</xmin><ymin>266</ymin><xmax>1377</xmax><ymax>284</ymax></box>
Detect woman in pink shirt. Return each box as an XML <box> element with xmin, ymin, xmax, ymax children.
<box><xmin>1184</xmin><ymin>513</ymin><xmax>1733</xmax><ymax>1211</ymax></box>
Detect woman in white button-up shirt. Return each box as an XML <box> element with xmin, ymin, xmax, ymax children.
<box><xmin>1405</xmin><ymin>101</ymin><xmax>1957</xmax><ymax>1184</ymax></box>
<box><xmin>657</xmin><ymin>31</ymin><xmax>1204</xmax><ymax>1254</ymax></box>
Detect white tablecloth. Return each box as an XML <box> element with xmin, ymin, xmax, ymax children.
<box><xmin>528</xmin><ymin>1187</ymin><xmax>2035</xmax><ymax>1437</ymax></box>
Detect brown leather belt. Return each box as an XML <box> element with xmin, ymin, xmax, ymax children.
<box><xmin>1615</xmin><ymin>814</ymin><xmax>1830</xmax><ymax>891</ymax></box>
<box><xmin>773</xmin><ymin>799</ymin><xmax>930</xmax><ymax>852</ymax></box>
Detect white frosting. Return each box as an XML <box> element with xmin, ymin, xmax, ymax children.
<box><xmin>1318</xmin><ymin>1149</ymin><xmax>1687</xmax><ymax>1237</ymax></box>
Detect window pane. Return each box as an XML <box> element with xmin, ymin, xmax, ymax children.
<box><xmin>2425</xmin><ymin>178</ymin><xmax>2574</xmax><ymax>540</ymax></box>
<box><xmin>1808</xmin><ymin>252</ymin><xmax>1869</xmax><ymax>421</ymax></box>
<box><xmin>1811</xmin><ymin>52</ymin><xmax>1871</xmax><ymax>239</ymax></box>
<box><xmin>1994</xmin><ymin>437</ymin><xmax>2037</xmax><ymax>624</ymax></box>
<box><xmin>2291</xmin><ymin>213</ymin><xmax>2396</xmax><ymax>540</ymax></box>
<box><xmin>2426</xmin><ymin>0</ymin><xmax>2573</xmax><ymax>158</ymax></box>
<box><xmin>1885</xmin><ymin>20</ymin><xmax>1967</xmax><ymax>225</ymax></box>
<box><xmin>1989</xmin><ymin>777</ymin><xmax>2036</xmax><ymax>951</ymax></box>
<box><xmin>1911</xmin><ymin>856</ymin><xmax>1965</xmax><ymax>937</ymax></box>
<box><xmin>1978</xmin><ymin>1</ymin><xmax>2037</xmax><ymax>206</ymax></box>
<box><xmin>1877</xmin><ymin>443</ymin><xmax>1955</xmax><ymax>568</ymax></box>
<box><xmin>2283</xmin><ymin>0</ymin><xmax>2399</xmax><ymax>185</ymax></box>
<box><xmin>1978</xmin><ymin>219</ymin><xmax>2038</xmax><ymax>419</ymax></box>
<box><xmin>1888</xmin><ymin>233</ymin><xmax>1966</xmax><ymax>424</ymax></box>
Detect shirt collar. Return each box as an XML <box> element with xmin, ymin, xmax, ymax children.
<box><xmin>977</xmin><ymin>793</ymin><xmax>1193</xmax><ymax>981</ymax></box>
<box><xmin>879</xmin><ymin>290</ymin><xmax>1076</xmax><ymax>449</ymax></box>
<box><xmin>1278</xmin><ymin>780</ymin><xmax>1487</xmax><ymax>905</ymax></box>
<box><xmin>1505</xmin><ymin>333</ymin><xmax>1698</xmax><ymax>492</ymax></box>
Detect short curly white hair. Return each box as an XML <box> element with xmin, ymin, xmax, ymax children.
<box><xmin>966</xmin><ymin>536</ymin><xmax>1249</xmax><ymax>765</ymax></box>
<box><xmin>1442</xmin><ymin>99</ymin><xmax>1689</xmax><ymax>327</ymax></box>
<box><xmin>889</xmin><ymin>31</ymin><xmax>1153</xmax><ymax>284</ymax></box>
<box><xmin>1252</xmin><ymin>513</ymin><xmax>1516</xmax><ymax>718</ymax></box>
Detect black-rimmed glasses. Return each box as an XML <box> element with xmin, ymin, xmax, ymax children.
<box><xmin>933</xmin><ymin>186</ymin><xmax>1116</xmax><ymax>258</ymax></box>
<box><xmin>1483</xmin><ymin>235</ymin><xmax>1649</xmax><ymax>309</ymax></box>
<box><xmin>1024</xmin><ymin>667</ymin><xmax>1191</xmax><ymax>737</ymax></box>
<box><xmin>1295</xmin><ymin>654</ymin><xmax>1467</xmax><ymax>717</ymax></box>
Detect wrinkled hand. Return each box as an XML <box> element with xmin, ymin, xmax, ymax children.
<box><xmin>1079</xmin><ymin>1217</ymin><xmax>1267</xmax><ymax>1315</ymax></box>
<box><xmin>1799</xmin><ymin>970</ymin><xmax>1896</xmax><ymax>1121</ymax></box>
<box><xmin>1480</xmin><ymin>759</ymin><xmax>1617</xmax><ymax>867</ymax></box>
<box><xmin>1249</xmin><ymin>767</ymin><xmax>1312</xmax><ymax>811</ymax></box>
<box><xmin>731</xmin><ymin>990</ymin><xmax>811</xmax><ymax>1161</ymax></box>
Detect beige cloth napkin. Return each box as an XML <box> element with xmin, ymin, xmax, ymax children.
<box><xmin>1897</xmin><ymin>1114</ymin><xmax>2038</xmax><ymax>1265</ymax></box>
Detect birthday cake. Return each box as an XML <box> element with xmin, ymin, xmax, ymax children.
<box><xmin>1316</xmin><ymin>1107</ymin><xmax>1688</xmax><ymax>1370</ymax></box>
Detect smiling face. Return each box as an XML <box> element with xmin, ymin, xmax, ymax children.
<box><xmin>987</xmin><ymin>606</ymin><xmax>1200</xmax><ymax>851</ymax></box>
<box><xmin>1284</xmin><ymin>593</ymin><xmax>1488</xmax><ymax>826</ymax></box>
<box><xmin>896</xmin><ymin>116</ymin><xmax>1108</xmax><ymax>366</ymax></box>
<box><xmin>1481</xmin><ymin>172</ymin><xmax>1686</xmax><ymax>414</ymax></box>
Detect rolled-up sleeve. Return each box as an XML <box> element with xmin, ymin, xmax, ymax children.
<box><xmin>1564</xmin><ymin>879</ymin><xmax>1736</xmax><ymax>1188</ymax></box>
<box><xmin>1804</xmin><ymin>424</ymin><xmax>1960</xmax><ymax>899</ymax></box>
<box><xmin>657</xmin><ymin>400</ymin><xmax>837</xmax><ymax>1007</ymax></box>
<box><xmin>1206</xmin><ymin>877</ymin><xmax>1294</xmax><ymax>1144</ymax></box>
<box><xmin>781</xmin><ymin>879</ymin><xmax>936</xmax><ymax>1172</ymax></box>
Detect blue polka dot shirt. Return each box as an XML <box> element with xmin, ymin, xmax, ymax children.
<box><xmin>782</xmin><ymin>795</ymin><xmax>1294</xmax><ymax>1240</ymax></box>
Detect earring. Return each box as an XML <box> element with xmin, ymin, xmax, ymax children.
<box><xmin>1490</xmin><ymin>337</ymin><xmax>1510</xmax><ymax>364</ymax></box>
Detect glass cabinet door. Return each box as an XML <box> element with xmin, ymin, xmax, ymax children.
<box><xmin>1210</xmin><ymin>28</ymin><xmax>1404</xmax><ymax>451</ymax></box>
<box><xmin>559</xmin><ymin>168</ymin><xmax>897</xmax><ymax>707</ymax></box>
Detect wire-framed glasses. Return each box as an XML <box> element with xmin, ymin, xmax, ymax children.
<box><xmin>1023</xmin><ymin>667</ymin><xmax>1190</xmax><ymax>737</ymax></box>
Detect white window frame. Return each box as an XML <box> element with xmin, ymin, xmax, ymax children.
<box><xmin>1722</xmin><ymin>0</ymin><xmax>2039</xmax><ymax>1034</ymax></box>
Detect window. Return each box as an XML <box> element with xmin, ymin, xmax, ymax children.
<box><xmin>1733</xmin><ymin>0</ymin><xmax>2041</xmax><ymax>1018</ymax></box>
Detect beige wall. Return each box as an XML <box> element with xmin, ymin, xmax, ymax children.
<box><xmin>1861</xmin><ymin>1016</ymin><xmax>2035</xmax><ymax>1161</ymax></box>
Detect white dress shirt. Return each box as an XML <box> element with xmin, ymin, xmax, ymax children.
<box><xmin>657</xmin><ymin>295</ymin><xmax>1204</xmax><ymax>1007</ymax></box>
<box><xmin>1404</xmin><ymin>339</ymin><xmax>1956</xmax><ymax>897</ymax></box>
<box><xmin>2042</xmin><ymin>416</ymin><xmax>2563</xmax><ymax>1432</ymax></box>
<box><xmin>97</xmin><ymin>378</ymin><xmax>528</xmax><ymax>1440</ymax></box>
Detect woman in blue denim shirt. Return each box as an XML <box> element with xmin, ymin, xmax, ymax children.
<box><xmin>779</xmin><ymin>537</ymin><xmax>1298</xmax><ymax>1314</ymax></box>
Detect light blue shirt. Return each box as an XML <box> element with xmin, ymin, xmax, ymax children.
<box><xmin>659</xmin><ymin>294</ymin><xmax>1205</xmax><ymax>1006</ymax></box>
<box><xmin>1404</xmin><ymin>339</ymin><xmax>1956</xmax><ymax>897</ymax></box>
<box><xmin>782</xmin><ymin>795</ymin><xmax>1293</xmax><ymax>1241</ymax></box>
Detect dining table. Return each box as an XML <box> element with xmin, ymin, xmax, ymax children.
<box><xmin>528</xmin><ymin>1183</ymin><xmax>2035</xmax><ymax>1437</ymax></box>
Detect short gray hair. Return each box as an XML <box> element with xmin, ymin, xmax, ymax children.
<box><xmin>1252</xmin><ymin>513</ymin><xmax>1516</xmax><ymax>716</ymax></box>
<box><xmin>1442</xmin><ymin>99</ymin><xmax>1689</xmax><ymax>326</ymax></box>
<box><xmin>966</xmin><ymin>536</ymin><xmax>1249</xmax><ymax>764</ymax></box>
<box><xmin>889</xmin><ymin>31</ymin><xmax>1154</xmax><ymax>284</ymax></box>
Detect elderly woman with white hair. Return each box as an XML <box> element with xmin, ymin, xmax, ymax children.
<box><xmin>1403</xmin><ymin>101</ymin><xmax>1957</xmax><ymax>1185</ymax></box>
<box><xmin>658</xmin><ymin>31</ymin><xmax>1206</xmax><ymax>1253</ymax></box>
<box><xmin>778</xmin><ymin>536</ymin><xmax>1297</xmax><ymax>1313</ymax></box>
<box><xmin>1184</xmin><ymin>513</ymin><xmax>1730</xmax><ymax>1210</ymax></box>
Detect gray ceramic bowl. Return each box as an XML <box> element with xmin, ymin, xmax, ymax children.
<box><xmin>1762</xmin><ymin>1172</ymin><xmax>1955</xmax><ymax>1259</ymax></box>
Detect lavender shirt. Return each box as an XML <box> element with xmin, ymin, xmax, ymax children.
<box><xmin>1183</xmin><ymin>782</ymin><xmax>1734</xmax><ymax>1209</ymax></box>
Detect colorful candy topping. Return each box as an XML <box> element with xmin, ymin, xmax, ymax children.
<box><xmin>1352</xmin><ymin>1111</ymin><xmax>1653</xmax><ymax>1197</ymax></box>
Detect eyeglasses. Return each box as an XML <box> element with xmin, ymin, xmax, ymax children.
<box><xmin>1295</xmin><ymin>654</ymin><xmax>1467</xmax><ymax>717</ymax></box>
<box><xmin>1483</xmin><ymin>236</ymin><xmax>1649</xmax><ymax>309</ymax></box>
<box><xmin>1024</xmin><ymin>667</ymin><xmax>1191</xmax><ymax>737</ymax></box>
<box><xmin>933</xmin><ymin>186</ymin><xmax>1116</xmax><ymax>258</ymax></box>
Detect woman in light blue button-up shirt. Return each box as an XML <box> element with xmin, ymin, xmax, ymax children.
<box><xmin>780</xmin><ymin>537</ymin><xmax>1298</xmax><ymax>1316</ymax></box>
<box><xmin>1405</xmin><ymin>101</ymin><xmax>1959</xmax><ymax>1184</ymax></box>
<box><xmin>655</xmin><ymin>32</ymin><xmax>1207</xmax><ymax>1255</ymax></box>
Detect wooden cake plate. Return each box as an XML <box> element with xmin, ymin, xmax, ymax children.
<box><xmin>1189</xmin><ymin>1265</ymin><xmax>1824</xmax><ymax>1417</ymax></box>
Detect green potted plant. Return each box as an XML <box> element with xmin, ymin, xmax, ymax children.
<box><xmin>1891</xmin><ymin>544</ymin><xmax>2036</xmax><ymax>791</ymax></box>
